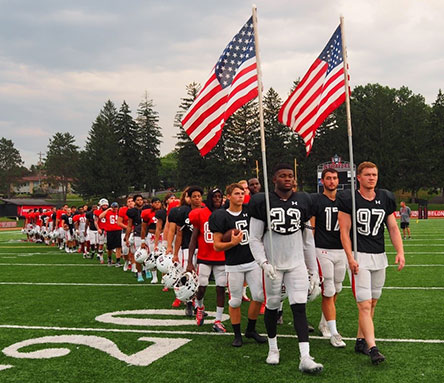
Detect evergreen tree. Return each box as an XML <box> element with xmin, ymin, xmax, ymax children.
<box><xmin>45</xmin><ymin>132</ymin><xmax>79</xmax><ymax>202</ymax></box>
<box><xmin>428</xmin><ymin>89</ymin><xmax>444</xmax><ymax>195</ymax></box>
<box><xmin>76</xmin><ymin>100</ymin><xmax>125</xmax><ymax>199</ymax></box>
<box><xmin>137</xmin><ymin>92</ymin><xmax>162</xmax><ymax>192</ymax></box>
<box><xmin>115</xmin><ymin>100</ymin><xmax>140</xmax><ymax>189</ymax></box>
<box><xmin>175</xmin><ymin>83</ymin><xmax>206</xmax><ymax>188</ymax></box>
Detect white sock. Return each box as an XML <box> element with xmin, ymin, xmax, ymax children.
<box><xmin>268</xmin><ymin>336</ymin><xmax>278</xmax><ymax>350</ymax></box>
<box><xmin>320</xmin><ymin>312</ymin><xmax>327</xmax><ymax>325</ymax></box>
<box><xmin>327</xmin><ymin>320</ymin><xmax>338</xmax><ymax>336</ymax></box>
<box><xmin>152</xmin><ymin>272</ymin><xmax>158</xmax><ymax>282</ymax></box>
<box><xmin>196</xmin><ymin>299</ymin><xmax>204</xmax><ymax>308</ymax></box>
<box><xmin>299</xmin><ymin>342</ymin><xmax>310</xmax><ymax>359</ymax></box>
<box><xmin>137</xmin><ymin>272</ymin><xmax>142</xmax><ymax>278</ymax></box>
<box><xmin>216</xmin><ymin>306</ymin><xmax>224</xmax><ymax>321</ymax></box>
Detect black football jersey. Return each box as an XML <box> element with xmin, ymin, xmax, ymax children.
<box><xmin>61</xmin><ymin>214</ymin><xmax>74</xmax><ymax>232</ymax></box>
<box><xmin>127</xmin><ymin>206</ymin><xmax>149</xmax><ymax>236</ymax></box>
<box><xmin>155</xmin><ymin>209</ymin><xmax>167</xmax><ymax>230</ymax></box>
<box><xmin>249</xmin><ymin>191</ymin><xmax>313</xmax><ymax>235</ymax></box>
<box><xmin>171</xmin><ymin>205</ymin><xmax>192</xmax><ymax>249</ymax></box>
<box><xmin>337</xmin><ymin>189</ymin><xmax>396</xmax><ymax>254</ymax></box>
<box><xmin>209</xmin><ymin>206</ymin><xmax>254</xmax><ymax>266</ymax></box>
<box><xmin>85</xmin><ymin>211</ymin><xmax>96</xmax><ymax>230</ymax></box>
<box><xmin>311</xmin><ymin>193</ymin><xmax>342</xmax><ymax>249</ymax></box>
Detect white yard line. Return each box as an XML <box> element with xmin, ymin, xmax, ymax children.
<box><xmin>0</xmin><ymin>281</ymin><xmax>443</xmax><ymax>290</ymax></box>
<box><xmin>0</xmin><ymin>324</ymin><xmax>442</xmax><ymax>344</ymax></box>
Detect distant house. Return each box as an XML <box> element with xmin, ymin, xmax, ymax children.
<box><xmin>12</xmin><ymin>175</ymin><xmax>72</xmax><ymax>195</ymax></box>
<box><xmin>0</xmin><ymin>199</ymin><xmax>56</xmax><ymax>218</ymax></box>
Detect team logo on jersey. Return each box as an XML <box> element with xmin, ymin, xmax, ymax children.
<box><xmin>375</xmin><ymin>200</ymin><xmax>381</xmax><ymax>204</ymax></box>
<box><xmin>291</xmin><ymin>201</ymin><xmax>298</xmax><ymax>205</ymax></box>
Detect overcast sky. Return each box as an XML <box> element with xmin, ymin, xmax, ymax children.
<box><xmin>1</xmin><ymin>0</ymin><xmax>443</xmax><ymax>167</ymax></box>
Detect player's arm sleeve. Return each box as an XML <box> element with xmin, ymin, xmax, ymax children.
<box><xmin>249</xmin><ymin>217</ymin><xmax>268</xmax><ymax>266</ymax></box>
<box><xmin>336</xmin><ymin>190</ymin><xmax>352</xmax><ymax>214</ymax></box>
<box><xmin>302</xmin><ymin>221</ymin><xmax>317</xmax><ymax>273</ymax></box>
<box><xmin>208</xmin><ymin>210</ymin><xmax>224</xmax><ymax>234</ymax></box>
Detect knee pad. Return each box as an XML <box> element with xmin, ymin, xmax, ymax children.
<box><xmin>251</xmin><ymin>289</ymin><xmax>264</xmax><ymax>303</ymax></box>
<box><xmin>229</xmin><ymin>297</ymin><xmax>242</xmax><ymax>308</ymax></box>
<box><xmin>266</xmin><ymin>296</ymin><xmax>281</xmax><ymax>310</ymax></box>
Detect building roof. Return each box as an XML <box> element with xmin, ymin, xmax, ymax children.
<box><xmin>0</xmin><ymin>199</ymin><xmax>56</xmax><ymax>206</ymax></box>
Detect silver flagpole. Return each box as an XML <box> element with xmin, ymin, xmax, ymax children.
<box><xmin>252</xmin><ymin>5</ymin><xmax>275</xmax><ymax>267</ymax></box>
<box><xmin>340</xmin><ymin>16</ymin><xmax>358</xmax><ymax>260</ymax></box>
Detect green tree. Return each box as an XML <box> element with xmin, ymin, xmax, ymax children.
<box><xmin>428</xmin><ymin>89</ymin><xmax>444</xmax><ymax>196</ymax></box>
<box><xmin>137</xmin><ymin>92</ymin><xmax>162</xmax><ymax>192</ymax></box>
<box><xmin>115</xmin><ymin>100</ymin><xmax>140</xmax><ymax>189</ymax></box>
<box><xmin>0</xmin><ymin>137</ymin><xmax>24</xmax><ymax>197</ymax></box>
<box><xmin>175</xmin><ymin>83</ymin><xmax>206</xmax><ymax>188</ymax></box>
<box><xmin>159</xmin><ymin>152</ymin><xmax>178</xmax><ymax>189</ymax></box>
<box><xmin>45</xmin><ymin>132</ymin><xmax>79</xmax><ymax>202</ymax></box>
<box><xmin>76</xmin><ymin>100</ymin><xmax>125</xmax><ymax>199</ymax></box>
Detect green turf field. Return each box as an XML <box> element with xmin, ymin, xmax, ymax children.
<box><xmin>0</xmin><ymin>220</ymin><xmax>443</xmax><ymax>383</ymax></box>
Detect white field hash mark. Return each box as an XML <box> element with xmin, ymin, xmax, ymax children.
<box><xmin>0</xmin><ymin>324</ymin><xmax>443</xmax><ymax>344</ymax></box>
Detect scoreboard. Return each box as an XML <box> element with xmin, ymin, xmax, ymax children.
<box><xmin>317</xmin><ymin>154</ymin><xmax>356</xmax><ymax>193</ymax></box>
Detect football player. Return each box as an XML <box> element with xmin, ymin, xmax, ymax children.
<box><xmin>99</xmin><ymin>202</ymin><xmax>122</xmax><ymax>266</ymax></box>
<box><xmin>94</xmin><ymin>199</ymin><xmax>110</xmax><ymax>263</ymax></box>
<box><xmin>117</xmin><ymin>197</ymin><xmax>135</xmax><ymax>271</ymax></box>
<box><xmin>310</xmin><ymin>168</ymin><xmax>347</xmax><ymax>347</ymax></box>
<box><xmin>187</xmin><ymin>188</ymin><xmax>227</xmax><ymax>332</ymax></box>
<box><xmin>73</xmin><ymin>206</ymin><xmax>87</xmax><ymax>256</ymax></box>
<box><xmin>248</xmin><ymin>163</ymin><xmax>323</xmax><ymax>373</ymax></box>
<box><xmin>55</xmin><ymin>204</ymin><xmax>68</xmax><ymax>250</ymax></box>
<box><xmin>170</xmin><ymin>186</ymin><xmax>204</xmax><ymax>316</ymax></box>
<box><xmin>141</xmin><ymin>197</ymin><xmax>163</xmax><ymax>283</ymax></box>
<box><xmin>85</xmin><ymin>205</ymin><xmax>98</xmax><ymax>259</ymax></box>
<box><xmin>210</xmin><ymin>183</ymin><xmax>266</xmax><ymax>347</ymax></box>
<box><xmin>337</xmin><ymin>161</ymin><xmax>405</xmax><ymax>365</ymax></box>
<box><xmin>124</xmin><ymin>194</ymin><xmax>149</xmax><ymax>282</ymax></box>
<box><xmin>60</xmin><ymin>207</ymin><xmax>75</xmax><ymax>253</ymax></box>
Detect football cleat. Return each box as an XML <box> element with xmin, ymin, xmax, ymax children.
<box><xmin>150</xmin><ymin>273</ymin><xmax>158</xmax><ymax>284</ymax></box>
<box><xmin>299</xmin><ymin>356</ymin><xmax>323</xmax><ymax>374</ymax></box>
<box><xmin>369</xmin><ymin>346</ymin><xmax>385</xmax><ymax>365</ymax></box>
<box><xmin>330</xmin><ymin>333</ymin><xmax>346</xmax><ymax>348</ymax></box>
<box><xmin>196</xmin><ymin>306</ymin><xmax>205</xmax><ymax>326</ymax></box>
<box><xmin>212</xmin><ymin>321</ymin><xmax>226</xmax><ymax>333</ymax></box>
<box><xmin>137</xmin><ymin>275</ymin><xmax>144</xmax><ymax>282</ymax></box>
<box><xmin>266</xmin><ymin>348</ymin><xmax>280</xmax><ymax>365</ymax></box>
<box><xmin>145</xmin><ymin>270</ymin><xmax>152</xmax><ymax>279</ymax></box>
<box><xmin>245</xmin><ymin>330</ymin><xmax>267</xmax><ymax>344</ymax></box>
<box><xmin>123</xmin><ymin>261</ymin><xmax>129</xmax><ymax>272</ymax></box>
<box><xmin>171</xmin><ymin>298</ymin><xmax>182</xmax><ymax>308</ymax></box>
<box><xmin>355</xmin><ymin>338</ymin><xmax>370</xmax><ymax>355</ymax></box>
<box><xmin>162</xmin><ymin>287</ymin><xmax>169</xmax><ymax>292</ymax></box>
<box><xmin>232</xmin><ymin>337</ymin><xmax>243</xmax><ymax>347</ymax></box>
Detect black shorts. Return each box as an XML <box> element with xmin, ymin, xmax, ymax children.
<box><xmin>400</xmin><ymin>222</ymin><xmax>409</xmax><ymax>229</ymax></box>
<box><xmin>107</xmin><ymin>230</ymin><xmax>122</xmax><ymax>250</ymax></box>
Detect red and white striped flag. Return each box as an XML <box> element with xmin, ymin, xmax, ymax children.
<box><xmin>279</xmin><ymin>25</ymin><xmax>347</xmax><ymax>155</ymax></box>
<box><xmin>181</xmin><ymin>17</ymin><xmax>258</xmax><ymax>156</ymax></box>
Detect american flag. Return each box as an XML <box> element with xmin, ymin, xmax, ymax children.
<box><xmin>181</xmin><ymin>17</ymin><xmax>258</xmax><ymax>156</ymax></box>
<box><xmin>278</xmin><ymin>25</ymin><xmax>347</xmax><ymax>155</ymax></box>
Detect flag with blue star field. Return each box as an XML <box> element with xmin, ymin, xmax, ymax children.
<box><xmin>182</xmin><ymin>17</ymin><xmax>258</xmax><ymax>156</ymax></box>
<box><xmin>279</xmin><ymin>25</ymin><xmax>347</xmax><ymax>155</ymax></box>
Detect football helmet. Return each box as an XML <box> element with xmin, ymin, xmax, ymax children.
<box><xmin>156</xmin><ymin>253</ymin><xmax>173</xmax><ymax>273</ymax></box>
<box><xmin>174</xmin><ymin>271</ymin><xmax>199</xmax><ymax>302</ymax></box>
<box><xmin>134</xmin><ymin>247</ymin><xmax>149</xmax><ymax>264</ymax></box>
<box><xmin>307</xmin><ymin>271</ymin><xmax>322</xmax><ymax>302</ymax></box>
<box><xmin>98</xmin><ymin>198</ymin><xmax>109</xmax><ymax>207</ymax></box>
<box><xmin>144</xmin><ymin>252</ymin><xmax>157</xmax><ymax>270</ymax></box>
<box><xmin>162</xmin><ymin>261</ymin><xmax>182</xmax><ymax>288</ymax></box>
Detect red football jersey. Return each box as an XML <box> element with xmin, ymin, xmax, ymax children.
<box><xmin>56</xmin><ymin>210</ymin><xmax>65</xmax><ymax>227</ymax></box>
<box><xmin>118</xmin><ymin>206</ymin><xmax>129</xmax><ymax>226</ymax></box>
<box><xmin>73</xmin><ymin>213</ymin><xmax>87</xmax><ymax>227</ymax></box>
<box><xmin>141</xmin><ymin>209</ymin><xmax>156</xmax><ymax>225</ymax></box>
<box><xmin>104</xmin><ymin>210</ymin><xmax>120</xmax><ymax>231</ymax></box>
<box><xmin>167</xmin><ymin>199</ymin><xmax>180</xmax><ymax>215</ymax></box>
<box><xmin>188</xmin><ymin>207</ymin><xmax>225</xmax><ymax>263</ymax></box>
<box><xmin>94</xmin><ymin>209</ymin><xmax>108</xmax><ymax>230</ymax></box>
